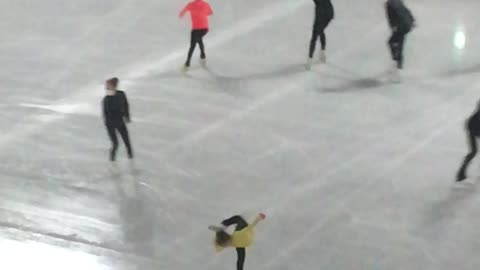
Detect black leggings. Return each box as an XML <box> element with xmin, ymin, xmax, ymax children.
<box><xmin>185</xmin><ymin>29</ymin><xmax>208</xmax><ymax>67</ymax></box>
<box><xmin>458</xmin><ymin>131</ymin><xmax>478</xmax><ymax>178</ymax></box>
<box><xmin>309</xmin><ymin>20</ymin><xmax>331</xmax><ymax>58</ymax></box>
<box><xmin>388</xmin><ymin>30</ymin><xmax>407</xmax><ymax>69</ymax></box>
<box><xmin>222</xmin><ymin>216</ymin><xmax>248</xmax><ymax>270</ymax></box>
<box><xmin>106</xmin><ymin>123</ymin><xmax>133</xmax><ymax>161</ymax></box>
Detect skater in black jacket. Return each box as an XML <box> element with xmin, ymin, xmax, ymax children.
<box><xmin>456</xmin><ymin>102</ymin><xmax>480</xmax><ymax>182</ymax></box>
<box><xmin>103</xmin><ymin>77</ymin><xmax>133</xmax><ymax>161</ymax></box>
<box><xmin>385</xmin><ymin>0</ymin><xmax>415</xmax><ymax>73</ymax></box>
<box><xmin>307</xmin><ymin>0</ymin><xmax>334</xmax><ymax>70</ymax></box>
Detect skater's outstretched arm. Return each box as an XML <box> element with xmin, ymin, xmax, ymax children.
<box><xmin>250</xmin><ymin>213</ymin><xmax>266</xmax><ymax>228</ymax></box>
<box><xmin>179</xmin><ymin>3</ymin><xmax>191</xmax><ymax>18</ymax></box>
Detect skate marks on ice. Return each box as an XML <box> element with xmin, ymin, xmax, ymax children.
<box><xmin>202</xmin><ymin>63</ymin><xmax>306</xmax><ymax>81</ymax></box>
<box><xmin>318</xmin><ymin>63</ymin><xmax>406</xmax><ymax>93</ymax></box>
<box><xmin>259</xmin><ymin>79</ymin><xmax>480</xmax><ymax>268</ymax></box>
<box><xmin>442</xmin><ymin>63</ymin><xmax>480</xmax><ymax>78</ymax></box>
<box><xmin>107</xmin><ymin>161</ymin><xmax>178</xmax><ymax>259</ymax></box>
<box><xmin>419</xmin><ymin>182</ymin><xmax>479</xmax><ymax>244</ymax></box>
<box><xmin>321</xmin><ymin>76</ymin><xmax>385</xmax><ymax>93</ymax></box>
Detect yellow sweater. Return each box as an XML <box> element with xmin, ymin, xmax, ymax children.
<box><xmin>215</xmin><ymin>225</ymin><xmax>255</xmax><ymax>251</ymax></box>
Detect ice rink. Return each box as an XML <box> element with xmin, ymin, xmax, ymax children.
<box><xmin>1</xmin><ymin>0</ymin><xmax>480</xmax><ymax>269</ymax></box>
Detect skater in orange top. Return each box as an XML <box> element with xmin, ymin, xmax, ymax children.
<box><xmin>179</xmin><ymin>0</ymin><xmax>213</xmax><ymax>72</ymax></box>
<box><xmin>209</xmin><ymin>214</ymin><xmax>266</xmax><ymax>270</ymax></box>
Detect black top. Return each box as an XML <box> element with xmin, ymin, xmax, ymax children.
<box><xmin>386</xmin><ymin>0</ymin><xmax>415</xmax><ymax>32</ymax></box>
<box><xmin>468</xmin><ymin>110</ymin><xmax>480</xmax><ymax>135</ymax></box>
<box><xmin>313</xmin><ymin>0</ymin><xmax>334</xmax><ymax>23</ymax></box>
<box><xmin>103</xmin><ymin>90</ymin><xmax>130</xmax><ymax>126</ymax></box>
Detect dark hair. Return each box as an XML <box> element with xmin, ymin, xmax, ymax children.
<box><xmin>215</xmin><ymin>230</ymin><xmax>231</xmax><ymax>246</ymax></box>
<box><xmin>106</xmin><ymin>77</ymin><xmax>119</xmax><ymax>87</ymax></box>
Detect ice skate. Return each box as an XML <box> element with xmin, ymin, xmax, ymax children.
<box><xmin>305</xmin><ymin>57</ymin><xmax>313</xmax><ymax>70</ymax></box>
<box><xmin>456</xmin><ymin>171</ymin><xmax>467</xmax><ymax>182</ymax></box>
<box><xmin>390</xmin><ymin>69</ymin><xmax>401</xmax><ymax>83</ymax></box>
<box><xmin>181</xmin><ymin>64</ymin><xmax>189</xmax><ymax>74</ymax></box>
<box><xmin>387</xmin><ymin>61</ymin><xmax>401</xmax><ymax>83</ymax></box>
<box><xmin>200</xmin><ymin>58</ymin><xmax>207</xmax><ymax>69</ymax></box>
<box><xmin>208</xmin><ymin>225</ymin><xmax>225</xmax><ymax>232</ymax></box>
<box><xmin>319</xmin><ymin>50</ymin><xmax>326</xmax><ymax>63</ymax></box>
<box><xmin>108</xmin><ymin>162</ymin><xmax>120</xmax><ymax>177</ymax></box>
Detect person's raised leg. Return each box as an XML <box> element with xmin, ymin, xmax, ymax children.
<box><xmin>222</xmin><ymin>215</ymin><xmax>248</xmax><ymax>231</ymax></box>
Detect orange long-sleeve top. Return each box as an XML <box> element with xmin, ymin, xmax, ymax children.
<box><xmin>179</xmin><ymin>0</ymin><xmax>213</xmax><ymax>30</ymax></box>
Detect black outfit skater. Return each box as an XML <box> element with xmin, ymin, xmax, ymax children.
<box><xmin>308</xmin><ymin>0</ymin><xmax>334</xmax><ymax>58</ymax></box>
<box><xmin>221</xmin><ymin>216</ymin><xmax>249</xmax><ymax>270</ymax></box>
<box><xmin>457</xmin><ymin>105</ymin><xmax>480</xmax><ymax>181</ymax></box>
<box><xmin>103</xmin><ymin>90</ymin><xmax>133</xmax><ymax>161</ymax></box>
<box><xmin>386</xmin><ymin>0</ymin><xmax>415</xmax><ymax>69</ymax></box>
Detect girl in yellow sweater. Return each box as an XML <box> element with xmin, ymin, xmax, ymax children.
<box><xmin>208</xmin><ymin>213</ymin><xmax>266</xmax><ymax>270</ymax></box>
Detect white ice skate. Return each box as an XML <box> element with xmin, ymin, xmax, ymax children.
<box><xmin>181</xmin><ymin>64</ymin><xmax>189</xmax><ymax>74</ymax></box>
<box><xmin>319</xmin><ymin>50</ymin><xmax>326</xmax><ymax>63</ymax></box>
<box><xmin>200</xmin><ymin>58</ymin><xmax>207</xmax><ymax>69</ymax></box>
<box><xmin>305</xmin><ymin>57</ymin><xmax>313</xmax><ymax>70</ymax></box>
<box><xmin>387</xmin><ymin>62</ymin><xmax>401</xmax><ymax>83</ymax></box>
<box><xmin>208</xmin><ymin>225</ymin><xmax>226</xmax><ymax>232</ymax></box>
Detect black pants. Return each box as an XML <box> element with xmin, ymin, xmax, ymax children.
<box><xmin>106</xmin><ymin>123</ymin><xmax>133</xmax><ymax>161</ymax></box>
<box><xmin>457</xmin><ymin>131</ymin><xmax>478</xmax><ymax>179</ymax></box>
<box><xmin>222</xmin><ymin>216</ymin><xmax>248</xmax><ymax>270</ymax></box>
<box><xmin>388</xmin><ymin>30</ymin><xmax>407</xmax><ymax>69</ymax></box>
<box><xmin>185</xmin><ymin>29</ymin><xmax>208</xmax><ymax>67</ymax></box>
<box><xmin>309</xmin><ymin>20</ymin><xmax>331</xmax><ymax>58</ymax></box>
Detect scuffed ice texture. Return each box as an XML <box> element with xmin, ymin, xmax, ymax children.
<box><xmin>0</xmin><ymin>0</ymin><xmax>480</xmax><ymax>269</ymax></box>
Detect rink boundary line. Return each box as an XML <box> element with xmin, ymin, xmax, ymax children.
<box><xmin>261</xmin><ymin>78</ymin><xmax>480</xmax><ymax>269</ymax></box>
<box><xmin>8</xmin><ymin>0</ymin><xmax>308</xmax><ymax>146</ymax></box>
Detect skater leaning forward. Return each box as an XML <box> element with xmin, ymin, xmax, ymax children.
<box><xmin>102</xmin><ymin>77</ymin><xmax>134</xmax><ymax>162</ymax></box>
<box><xmin>179</xmin><ymin>0</ymin><xmax>213</xmax><ymax>72</ymax></box>
<box><xmin>209</xmin><ymin>213</ymin><xmax>266</xmax><ymax>270</ymax></box>
<box><xmin>307</xmin><ymin>0</ymin><xmax>334</xmax><ymax>70</ymax></box>
<box><xmin>385</xmin><ymin>0</ymin><xmax>415</xmax><ymax>73</ymax></box>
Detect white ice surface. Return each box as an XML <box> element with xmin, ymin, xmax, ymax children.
<box><xmin>1</xmin><ymin>0</ymin><xmax>480</xmax><ymax>269</ymax></box>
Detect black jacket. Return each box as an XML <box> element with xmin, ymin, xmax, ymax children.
<box><xmin>468</xmin><ymin>110</ymin><xmax>480</xmax><ymax>135</ymax></box>
<box><xmin>314</xmin><ymin>0</ymin><xmax>334</xmax><ymax>24</ymax></box>
<box><xmin>103</xmin><ymin>90</ymin><xmax>130</xmax><ymax>126</ymax></box>
<box><xmin>386</xmin><ymin>0</ymin><xmax>415</xmax><ymax>33</ymax></box>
